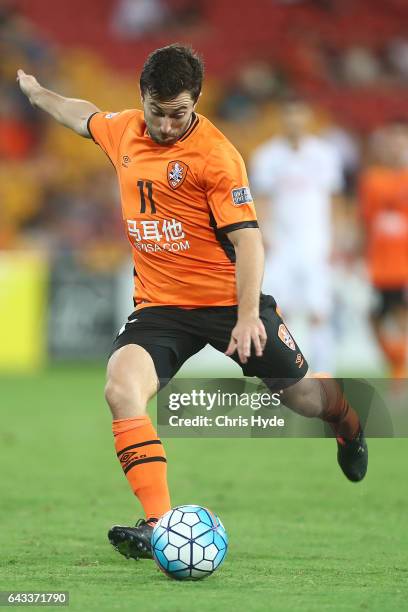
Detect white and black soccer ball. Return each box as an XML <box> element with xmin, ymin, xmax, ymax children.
<box><xmin>151</xmin><ymin>505</ymin><xmax>228</xmax><ymax>580</ymax></box>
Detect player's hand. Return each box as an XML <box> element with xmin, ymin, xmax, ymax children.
<box><xmin>16</xmin><ymin>69</ymin><xmax>41</xmax><ymax>103</ymax></box>
<box><xmin>225</xmin><ymin>315</ymin><xmax>267</xmax><ymax>364</ymax></box>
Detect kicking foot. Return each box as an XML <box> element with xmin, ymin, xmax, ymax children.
<box><xmin>108</xmin><ymin>518</ymin><xmax>157</xmax><ymax>560</ymax></box>
<box><xmin>337</xmin><ymin>429</ymin><xmax>368</xmax><ymax>482</ymax></box>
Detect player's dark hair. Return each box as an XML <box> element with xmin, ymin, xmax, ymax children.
<box><xmin>140</xmin><ymin>44</ymin><xmax>204</xmax><ymax>103</ymax></box>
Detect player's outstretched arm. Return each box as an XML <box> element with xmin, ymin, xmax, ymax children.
<box><xmin>16</xmin><ymin>69</ymin><xmax>100</xmax><ymax>138</ymax></box>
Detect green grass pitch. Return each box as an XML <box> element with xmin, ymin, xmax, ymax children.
<box><xmin>1</xmin><ymin>364</ymin><xmax>407</xmax><ymax>611</ymax></box>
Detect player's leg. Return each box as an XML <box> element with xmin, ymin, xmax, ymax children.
<box><xmin>256</xmin><ymin>297</ymin><xmax>367</xmax><ymax>481</ymax></box>
<box><xmin>261</xmin><ymin>296</ymin><xmax>366</xmax><ymax>480</ymax></box>
<box><xmin>271</xmin><ymin>371</ymin><xmax>355</xmax><ymax>438</ymax></box>
<box><xmin>206</xmin><ymin>295</ymin><xmax>367</xmax><ymax>482</ymax></box>
<box><xmin>279</xmin><ymin>374</ymin><xmax>367</xmax><ymax>481</ymax></box>
<box><xmin>247</xmin><ymin>297</ymin><xmax>358</xmax><ymax>439</ymax></box>
<box><xmin>105</xmin><ymin>344</ymin><xmax>170</xmax><ymax>522</ymax></box>
<box><xmin>106</xmin><ymin>307</ymin><xmax>206</xmax><ymax>560</ymax></box>
<box><xmin>106</xmin><ymin>343</ymin><xmax>171</xmax><ymax>560</ymax></box>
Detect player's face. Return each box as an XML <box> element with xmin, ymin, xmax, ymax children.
<box><xmin>142</xmin><ymin>91</ymin><xmax>197</xmax><ymax>146</ymax></box>
<box><xmin>281</xmin><ymin>103</ymin><xmax>311</xmax><ymax>139</ymax></box>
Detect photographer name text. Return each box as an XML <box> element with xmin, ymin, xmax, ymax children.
<box><xmin>168</xmin><ymin>414</ymin><xmax>285</xmax><ymax>429</ymax></box>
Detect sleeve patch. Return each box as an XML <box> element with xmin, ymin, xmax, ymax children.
<box><xmin>105</xmin><ymin>112</ymin><xmax>119</xmax><ymax>119</ymax></box>
<box><xmin>231</xmin><ymin>186</ymin><xmax>253</xmax><ymax>206</ymax></box>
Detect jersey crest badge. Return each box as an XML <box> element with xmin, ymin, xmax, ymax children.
<box><xmin>278</xmin><ymin>324</ymin><xmax>296</xmax><ymax>351</ymax></box>
<box><xmin>167</xmin><ymin>160</ymin><xmax>188</xmax><ymax>190</ymax></box>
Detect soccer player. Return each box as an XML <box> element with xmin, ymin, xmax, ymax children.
<box><xmin>17</xmin><ymin>44</ymin><xmax>368</xmax><ymax>562</ymax></box>
<box><xmin>359</xmin><ymin>122</ymin><xmax>408</xmax><ymax>378</ymax></box>
<box><xmin>250</xmin><ymin>98</ymin><xmax>343</xmax><ymax>372</ymax></box>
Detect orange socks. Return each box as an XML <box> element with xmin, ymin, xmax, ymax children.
<box><xmin>112</xmin><ymin>415</ymin><xmax>171</xmax><ymax>520</ymax></box>
<box><xmin>312</xmin><ymin>372</ymin><xmax>360</xmax><ymax>440</ymax></box>
<box><xmin>313</xmin><ymin>374</ymin><xmax>361</xmax><ymax>440</ymax></box>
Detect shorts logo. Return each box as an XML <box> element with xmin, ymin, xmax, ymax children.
<box><xmin>167</xmin><ymin>160</ymin><xmax>188</xmax><ymax>190</ymax></box>
<box><xmin>295</xmin><ymin>353</ymin><xmax>304</xmax><ymax>368</ymax></box>
<box><xmin>278</xmin><ymin>324</ymin><xmax>296</xmax><ymax>351</ymax></box>
<box><xmin>231</xmin><ymin>186</ymin><xmax>253</xmax><ymax>206</ymax></box>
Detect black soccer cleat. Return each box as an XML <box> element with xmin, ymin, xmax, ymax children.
<box><xmin>108</xmin><ymin>518</ymin><xmax>157</xmax><ymax>560</ymax></box>
<box><xmin>336</xmin><ymin>429</ymin><xmax>368</xmax><ymax>482</ymax></box>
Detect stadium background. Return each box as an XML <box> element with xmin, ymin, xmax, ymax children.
<box><xmin>4</xmin><ymin>0</ymin><xmax>408</xmax><ymax>374</ymax></box>
<box><xmin>1</xmin><ymin>1</ymin><xmax>408</xmax><ymax>611</ymax></box>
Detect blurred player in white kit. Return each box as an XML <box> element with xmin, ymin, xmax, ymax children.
<box><xmin>250</xmin><ymin>98</ymin><xmax>343</xmax><ymax>372</ymax></box>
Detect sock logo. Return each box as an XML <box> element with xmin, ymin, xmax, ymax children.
<box><xmin>117</xmin><ymin>440</ymin><xmax>166</xmax><ymax>475</ymax></box>
<box><xmin>120</xmin><ymin>450</ymin><xmax>147</xmax><ymax>470</ymax></box>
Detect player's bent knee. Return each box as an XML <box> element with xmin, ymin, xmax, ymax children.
<box><xmin>105</xmin><ymin>344</ymin><xmax>159</xmax><ymax>418</ymax></box>
<box><xmin>104</xmin><ymin>378</ymin><xmax>148</xmax><ymax>418</ymax></box>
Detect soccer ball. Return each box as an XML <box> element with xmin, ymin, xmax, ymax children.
<box><xmin>151</xmin><ymin>505</ymin><xmax>228</xmax><ymax>580</ymax></box>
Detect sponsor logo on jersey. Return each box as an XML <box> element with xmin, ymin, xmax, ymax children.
<box><xmin>278</xmin><ymin>324</ymin><xmax>296</xmax><ymax>351</ymax></box>
<box><xmin>231</xmin><ymin>186</ymin><xmax>253</xmax><ymax>206</ymax></box>
<box><xmin>167</xmin><ymin>160</ymin><xmax>188</xmax><ymax>190</ymax></box>
<box><xmin>126</xmin><ymin>218</ymin><xmax>190</xmax><ymax>255</ymax></box>
<box><xmin>105</xmin><ymin>112</ymin><xmax>119</xmax><ymax>119</ymax></box>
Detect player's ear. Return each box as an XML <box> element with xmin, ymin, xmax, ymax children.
<box><xmin>193</xmin><ymin>92</ymin><xmax>201</xmax><ymax>109</ymax></box>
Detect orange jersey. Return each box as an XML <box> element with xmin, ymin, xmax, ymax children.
<box><xmin>88</xmin><ymin>110</ymin><xmax>257</xmax><ymax>309</ymax></box>
<box><xmin>359</xmin><ymin>166</ymin><xmax>408</xmax><ymax>288</ymax></box>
